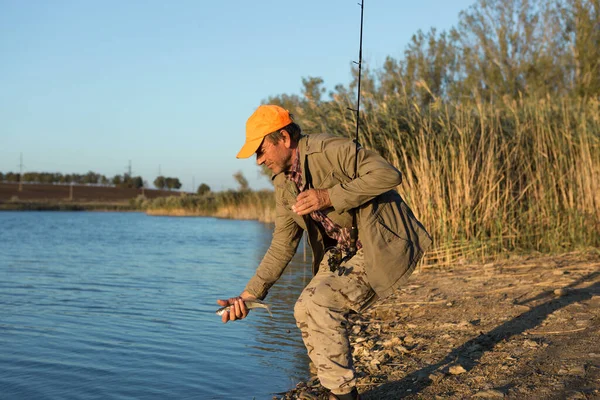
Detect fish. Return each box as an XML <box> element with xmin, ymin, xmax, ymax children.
<box><xmin>215</xmin><ymin>299</ymin><xmax>273</xmax><ymax>318</ymax></box>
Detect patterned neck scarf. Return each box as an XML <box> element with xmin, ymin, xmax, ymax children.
<box><xmin>286</xmin><ymin>148</ymin><xmax>361</xmax><ymax>252</ymax></box>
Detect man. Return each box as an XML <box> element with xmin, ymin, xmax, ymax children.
<box><xmin>217</xmin><ymin>105</ymin><xmax>432</xmax><ymax>400</ymax></box>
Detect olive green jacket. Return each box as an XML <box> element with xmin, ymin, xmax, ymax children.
<box><xmin>244</xmin><ymin>133</ymin><xmax>432</xmax><ymax>300</ymax></box>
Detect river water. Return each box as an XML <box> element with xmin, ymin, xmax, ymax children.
<box><xmin>0</xmin><ymin>211</ymin><xmax>313</xmax><ymax>399</ymax></box>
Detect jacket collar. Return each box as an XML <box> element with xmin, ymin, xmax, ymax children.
<box><xmin>269</xmin><ymin>133</ymin><xmax>326</xmax><ymax>183</ymax></box>
<box><xmin>270</xmin><ymin>134</ymin><xmax>315</xmax><ymax>182</ymax></box>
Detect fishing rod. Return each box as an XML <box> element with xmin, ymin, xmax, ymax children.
<box><xmin>329</xmin><ymin>0</ymin><xmax>364</xmax><ymax>274</ymax></box>
<box><xmin>348</xmin><ymin>0</ymin><xmax>364</xmax><ymax>256</ymax></box>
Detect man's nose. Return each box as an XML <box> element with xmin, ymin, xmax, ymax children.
<box><xmin>256</xmin><ymin>153</ymin><xmax>264</xmax><ymax>166</ymax></box>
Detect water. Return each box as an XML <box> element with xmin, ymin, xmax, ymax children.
<box><xmin>0</xmin><ymin>212</ymin><xmax>313</xmax><ymax>399</ymax></box>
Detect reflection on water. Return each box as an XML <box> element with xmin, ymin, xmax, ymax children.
<box><xmin>0</xmin><ymin>212</ymin><xmax>313</xmax><ymax>399</ymax></box>
<box><xmin>248</xmin><ymin>223</ymin><xmax>312</xmax><ymax>387</ymax></box>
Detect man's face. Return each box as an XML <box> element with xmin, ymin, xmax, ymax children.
<box><xmin>255</xmin><ymin>133</ymin><xmax>293</xmax><ymax>175</ymax></box>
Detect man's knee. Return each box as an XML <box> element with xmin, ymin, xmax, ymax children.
<box><xmin>294</xmin><ymin>295</ymin><xmax>309</xmax><ymax>324</ymax></box>
<box><xmin>294</xmin><ymin>288</ymin><xmax>328</xmax><ymax>323</ymax></box>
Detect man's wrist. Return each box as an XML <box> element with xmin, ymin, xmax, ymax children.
<box><xmin>240</xmin><ymin>290</ymin><xmax>250</xmax><ymax>297</ymax></box>
<box><xmin>318</xmin><ymin>189</ymin><xmax>332</xmax><ymax>208</ymax></box>
<box><xmin>241</xmin><ymin>290</ymin><xmax>258</xmax><ymax>300</ymax></box>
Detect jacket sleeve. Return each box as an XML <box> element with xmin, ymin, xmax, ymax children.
<box><xmin>244</xmin><ymin>188</ymin><xmax>303</xmax><ymax>300</ymax></box>
<box><xmin>327</xmin><ymin>139</ymin><xmax>402</xmax><ymax>213</ymax></box>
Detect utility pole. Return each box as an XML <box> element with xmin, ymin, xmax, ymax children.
<box><xmin>126</xmin><ymin>160</ymin><xmax>132</xmax><ymax>177</ymax></box>
<box><xmin>18</xmin><ymin>153</ymin><xmax>24</xmax><ymax>192</ymax></box>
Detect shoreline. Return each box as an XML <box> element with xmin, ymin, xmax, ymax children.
<box><xmin>0</xmin><ymin>201</ymin><xmax>137</xmax><ymax>212</ymax></box>
<box><xmin>146</xmin><ymin>206</ymin><xmax>275</xmax><ymax>223</ymax></box>
<box><xmin>277</xmin><ymin>251</ymin><xmax>600</xmax><ymax>399</ymax></box>
<box><xmin>0</xmin><ymin>201</ymin><xmax>276</xmax><ymax>223</ymax></box>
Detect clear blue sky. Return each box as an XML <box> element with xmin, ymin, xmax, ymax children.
<box><xmin>1</xmin><ymin>0</ymin><xmax>475</xmax><ymax>191</ymax></box>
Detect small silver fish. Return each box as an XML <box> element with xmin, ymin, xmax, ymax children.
<box><xmin>215</xmin><ymin>299</ymin><xmax>273</xmax><ymax>318</ymax></box>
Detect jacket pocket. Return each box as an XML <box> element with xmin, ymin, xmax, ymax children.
<box><xmin>368</xmin><ymin>194</ymin><xmax>411</xmax><ymax>243</ymax></box>
<box><xmin>375</xmin><ymin>216</ymin><xmax>410</xmax><ymax>246</ymax></box>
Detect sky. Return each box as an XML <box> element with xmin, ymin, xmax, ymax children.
<box><xmin>1</xmin><ymin>0</ymin><xmax>476</xmax><ymax>192</ymax></box>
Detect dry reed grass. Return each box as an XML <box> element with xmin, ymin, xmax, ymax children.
<box><xmin>144</xmin><ymin>191</ymin><xmax>276</xmax><ymax>223</ymax></box>
<box><xmin>318</xmin><ymin>93</ymin><xmax>599</xmax><ymax>262</ymax></box>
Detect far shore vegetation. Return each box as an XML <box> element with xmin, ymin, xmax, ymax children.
<box><xmin>2</xmin><ymin>0</ymin><xmax>598</xmax><ymax>264</ymax></box>
<box><xmin>140</xmin><ymin>190</ymin><xmax>276</xmax><ymax>222</ymax></box>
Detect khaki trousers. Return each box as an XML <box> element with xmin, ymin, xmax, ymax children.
<box><xmin>293</xmin><ymin>248</ymin><xmax>376</xmax><ymax>395</ymax></box>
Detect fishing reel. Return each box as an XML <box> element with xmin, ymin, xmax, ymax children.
<box><xmin>326</xmin><ymin>246</ymin><xmax>356</xmax><ymax>276</ymax></box>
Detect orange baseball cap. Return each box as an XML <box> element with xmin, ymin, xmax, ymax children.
<box><xmin>236</xmin><ymin>104</ymin><xmax>293</xmax><ymax>159</ymax></box>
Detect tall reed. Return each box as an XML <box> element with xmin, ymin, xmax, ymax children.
<box><xmin>326</xmin><ymin>92</ymin><xmax>599</xmax><ymax>261</ymax></box>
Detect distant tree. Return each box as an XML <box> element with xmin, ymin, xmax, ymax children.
<box><xmin>23</xmin><ymin>172</ymin><xmax>36</xmax><ymax>183</ymax></box>
<box><xmin>197</xmin><ymin>183</ymin><xmax>211</xmax><ymax>195</ymax></box>
<box><xmin>560</xmin><ymin>0</ymin><xmax>600</xmax><ymax>99</ymax></box>
<box><xmin>112</xmin><ymin>175</ymin><xmax>122</xmax><ymax>185</ymax></box>
<box><xmin>154</xmin><ymin>176</ymin><xmax>166</xmax><ymax>189</ymax></box>
<box><xmin>132</xmin><ymin>176</ymin><xmax>144</xmax><ymax>189</ymax></box>
<box><xmin>165</xmin><ymin>177</ymin><xmax>182</xmax><ymax>190</ymax></box>
<box><xmin>84</xmin><ymin>171</ymin><xmax>100</xmax><ymax>185</ymax></box>
<box><xmin>301</xmin><ymin>76</ymin><xmax>326</xmax><ymax>103</ymax></box>
<box><xmin>0</xmin><ymin>170</ymin><xmax>116</xmax><ymax>185</ymax></box>
<box><xmin>48</xmin><ymin>173</ymin><xmax>60</xmax><ymax>184</ymax></box>
<box><xmin>233</xmin><ymin>171</ymin><xmax>250</xmax><ymax>192</ymax></box>
<box><xmin>112</xmin><ymin>174</ymin><xmax>144</xmax><ymax>189</ymax></box>
<box><xmin>5</xmin><ymin>172</ymin><xmax>19</xmax><ymax>182</ymax></box>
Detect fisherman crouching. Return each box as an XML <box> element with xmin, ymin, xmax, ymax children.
<box><xmin>217</xmin><ymin>105</ymin><xmax>432</xmax><ymax>400</ymax></box>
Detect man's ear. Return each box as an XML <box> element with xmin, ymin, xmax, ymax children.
<box><xmin>280</xmin><ymin>129</ymin><xmax>292</xmax><ymax>148</ymax></box>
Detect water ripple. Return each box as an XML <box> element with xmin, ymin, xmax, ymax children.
<box><xmin>0</xmin><ymin>212</ymin><xmax>310</xmax><ymax>399</ymax></box>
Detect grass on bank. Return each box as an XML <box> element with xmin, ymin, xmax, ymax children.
<box><xmin>139</xmin><ymin>190</ymin><xmax>276</xmax><ymax>223</ymax></box>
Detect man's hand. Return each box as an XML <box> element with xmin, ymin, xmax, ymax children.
<box><xmin>216</xmin><ymin>291</ymin><xmax>256</xmax><ymax>324</ymax></box>
<box><xmin>292</xmin><ymin>189</ymin><xmax>332</xmax><ymax>215</ymax></box>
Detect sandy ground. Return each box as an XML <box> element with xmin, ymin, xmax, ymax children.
<box><xmin>279</xmin><ymin>251</ymin><xmax>600</xmax><ymax>399</ymax></box>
